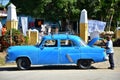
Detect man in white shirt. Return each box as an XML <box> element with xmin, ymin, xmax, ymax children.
<box><xmin>105</xmin><ymin>36</ymin><xmax>115</xmax><ymax>70</ymax></box>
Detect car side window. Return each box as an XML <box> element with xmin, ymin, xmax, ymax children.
<box><xmin>44</xmin><ymin>40</ymin><xmax>57</xmax><ymax>47</ymax></box>
<box><xmin>60</xmin><ymin>40</ymin><xmax>75</xmax><ymax>47</ymax></box>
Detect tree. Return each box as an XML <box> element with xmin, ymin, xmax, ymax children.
<box><xmin>10</xmin><ymin>0</ymin><xmax>80</xmax><ymax>21</ymax></box>
<box><xmin>97</xmin><ymin>0</ymin><xmax>120</xmax><ymax>31</ymax></box>
<box><xmin>10</xmin><ymin>0</ymin><xmax>51</xmax><ymax>17</ymax></box>
<box><xmin>77</xmin><ymin>0</ymin><xmax>120</xmax><ymax>31</ymax></box>
<box><xmin>43</xmin><ymin>0</ymin><xmax>80</xmax><ymax>21</ymax></box>
<box><xmin>77</xmin><ymin>0</ymin><xmax>101</xmax><ymax>19</ymax></box>
<box><xmin>0</xmin><ymin>4</ymin><xmax>4</xmax><ymax>10</ymax></box>
<box><xmin>10</xmin><ymin>0</ymin><xmax>120</xmax><ymax>31</ymax></box>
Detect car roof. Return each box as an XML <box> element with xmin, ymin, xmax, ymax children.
<box><xmin>42</xmin><ymin>34</ymin><xmax>81</xmax><ymax>41</ymax></box>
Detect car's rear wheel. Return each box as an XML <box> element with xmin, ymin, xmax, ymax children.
<box><xmin>17</xmin><ymin>58</ymin><xmax>31</xmax><ymax>70</ymax></box>
<box><xmin>77</xmin><ymin>60</ymin><xmax>92</xmax><ymax>69</ymax></box>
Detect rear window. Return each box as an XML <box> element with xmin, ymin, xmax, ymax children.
<box><xmin>60</xmin><ymin>40</ymin><xmax>75</xmax><ymax>47</ymax></box>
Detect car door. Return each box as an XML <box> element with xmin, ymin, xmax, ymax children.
<box><xmin>59</xmin><ymin>39</ymin><xmax>80</xmax><ymax>64</ymax></box>
<box><xmin>38</xmin><ymin>40</ymin><xmax>59</xmax><ymax>64</ymax></box>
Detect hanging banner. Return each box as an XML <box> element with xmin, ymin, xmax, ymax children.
<box><xmin>88</xmin><ymin>20</ymin><xmax>106</xmax><ymax>39</ymax></box>
<box><xmin>88</xmin><ymin>20</ymin><xmax>106</xmax><ymax>33</ymax></box>
<box><xmin>21</xmin><ymin>17</ymin><xmax>28</xmax><ymax>36</ymax></box>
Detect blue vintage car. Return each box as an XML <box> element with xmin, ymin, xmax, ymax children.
<box><xmin>6</xmin><ymin>34</ymin><xmax>108</xmax><ymax>70</ymax></box>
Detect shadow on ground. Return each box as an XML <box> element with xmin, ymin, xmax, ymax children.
<box><xmin>0</xmin><ymin>65</ymin><xmax>107</xmax><ymax>71</ymax></box>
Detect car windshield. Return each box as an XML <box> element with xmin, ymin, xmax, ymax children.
<box><xmin>79</xmin><ymin>39</ymin><xmax>87</xmax><ymax>46</ymax></box>
<box><xmin>35</xmin><ymin>39</ymin><xmax>43</xmax><ymax>47</ymax></box>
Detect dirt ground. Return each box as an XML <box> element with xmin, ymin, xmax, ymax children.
<box><xmin>0</xmin><ymin>47</ymin><xmax>120</xmax><ymax>69</ymax></box>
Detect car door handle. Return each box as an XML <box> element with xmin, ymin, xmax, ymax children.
<box><xmin>75</xmin><ymin>47</ymin><xmax>79</xmax><ymax>49</ymax></box>
<box><xmin>54</xmin><ymin>48</ymin><xmax>58</xmax><ymax>49</ymax></box>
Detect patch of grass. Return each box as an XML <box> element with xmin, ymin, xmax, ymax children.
<box><xmin>0</xmin><ymin>56</ymin><xmax>5</xmax><ymax>66</ymax></box>
<box><xmin>0</xmin><ymin>52</ymin><xmax>6</xmax><ymax>66</ymax></box>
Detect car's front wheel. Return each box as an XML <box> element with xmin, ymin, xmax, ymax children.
<box><xmin>16</xmin><ymin>58</ymin><xmax>31</xmax><ymax>70</ymax></box>
<box><xmin>77</xmin><ymin>60</ymin><xmax>92</xmax><ymax>69</ymax></box>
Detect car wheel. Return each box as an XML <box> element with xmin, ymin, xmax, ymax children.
<box><xmin>17</xmin><ymin>58</ymin><xmax>31</xmax><ymax>70</ymax></box>
<box><xmin>77</xmin><ymin>60</ymin><xmax>92</xmax><ymax>69</ymax></box>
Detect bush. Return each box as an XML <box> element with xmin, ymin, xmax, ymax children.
<box><xmin>0</xmin><ymin>29</ymin><xmax>28</xmax><ymax>50</ymax></box>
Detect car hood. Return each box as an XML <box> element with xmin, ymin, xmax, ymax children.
<box><xmin>88</xmin><ymin>37</ymin><xmax>99</xmax><ymax>46</ymax></box>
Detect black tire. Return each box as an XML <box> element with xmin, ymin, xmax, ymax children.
<box><xmin>17</xmin><ymin>58</ymin><xmax>31</xmax><ymax>70</ymax></box>
<box><xmin>77</xmin><ymin>60</ymin><xmax>92</xmax><ymax>69</ymax></box>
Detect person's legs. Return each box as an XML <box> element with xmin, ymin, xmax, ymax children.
<box><xmin>108</xmin><ymin>53</ymin><xmax>114</xmax><ymax>69</ymax></box>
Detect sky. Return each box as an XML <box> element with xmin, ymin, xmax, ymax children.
<box><xmin>0</xmin><ymin>0</ymin><xmax>10</xmax><ymax>6</ymax></box>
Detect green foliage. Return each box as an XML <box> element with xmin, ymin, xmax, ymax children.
<box><xmin>10</xmin><ymin>0</ymin><xmax>80</xmax><ymax>21</ymax></box>
<box><xmin>4</xmin><ymin>29</ymin><xmax>28</xmax><ymax>46</ymax></box>
<box><xmin>77</xmin><ymin>0</ymin><xmax>120</xmax><ymax>31</ymax></box>
<box><xmin>10</xmin><ymin>0</ymin><xmax>120</xmax><ymax>30</ymax></box>
<box><xmin>6</xmin><ymin>28</ymin><xmax>21</xmax><ymax>36</ymax></box>
<box><xmin>0</xmin><ymin>56</ymin><xmax>5</xmax><ymax>65</ymax></box>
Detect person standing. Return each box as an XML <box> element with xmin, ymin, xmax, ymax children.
<box><xmin>1</xmin><ymin>24</ymin><xmax>7</xmax><ymax>36</ymax></box>
<box><xmin>104</xmin><ymin>35</ymin><xmax>115</xmax><ymax>70</ymax></box>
